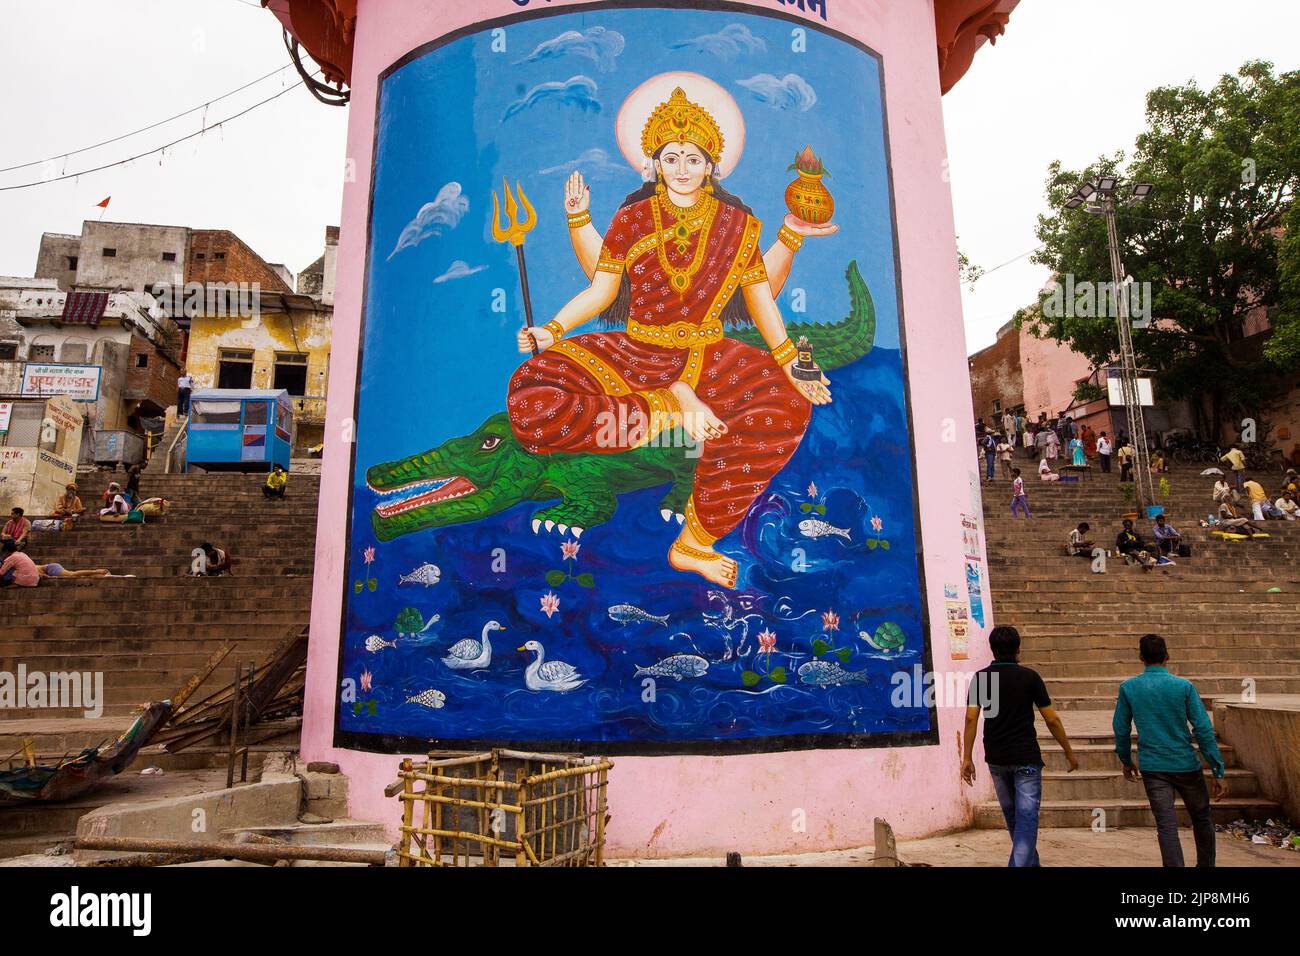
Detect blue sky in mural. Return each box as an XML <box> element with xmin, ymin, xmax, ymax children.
<box><xmin>340</xmin><ymin>6</ymin><xmax>931</xmax><ymax>750</ymax></box>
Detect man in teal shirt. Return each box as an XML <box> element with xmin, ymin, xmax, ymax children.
<box><xmin>1113</xmin><ymin>634</ymin><xmax>1227</xmax><ymax>867</ymax></box>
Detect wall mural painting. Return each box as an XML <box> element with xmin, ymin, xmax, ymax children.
<box><xmin>338</xmin><ymin>4</ymin><xmax>936</xmax><ymax>755</ymax></box>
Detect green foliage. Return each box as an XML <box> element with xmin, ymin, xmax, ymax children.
<box><xmin>1025</xmin><ymin>61</ymin><xmax>1300</xmax><ymax>434</ymax></box>
<box><xmin>1120</xmin><ymin>483</ymin><xmax>1135</xmax><ymax>501</ymax></box>
<box><xmin>1073</xmin><ymin>381</ymin><xmax>1106</xmax><ymax>404</ymax></box>
<box><xmin>812</xmin><ymin>639</ymin><xmax>830</xmax><ymax>657</ymax></box>
<box><xmin>545</xmin><ymin>569</ymin><xmax>567</xmax><ymax>587</ymax></box>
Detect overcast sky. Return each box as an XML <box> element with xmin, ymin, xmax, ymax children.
<box><xmin>1</xmin><ymin>0</ymin><xmax>1297</xmax><ymax>355</ymax></box>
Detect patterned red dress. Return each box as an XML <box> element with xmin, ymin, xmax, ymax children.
<box><xmin>507</xmin><ymin>193</ymin><xmax>811</xmax><ymax>543</ymax></box>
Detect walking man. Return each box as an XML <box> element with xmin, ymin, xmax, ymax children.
<box><xmin>1096</xmin><ymin>431</ymin><xmax>1113</xmax><ymax>474</ymax></box>
<box><xmin>1113</xmin><ymin>634</ymin><xmax>1226</xmax><ymax>867</ymax></box>
<box><xmin>1010</xmin><ymin>468</ymin><xmax>1030</xmax><ymax>519</ymax></box>
<box><xmin>963</xmin><ymin>625</ymin><xmax>1078</xmax><ymax>866</ymax></box>
<box><xmin>1219</xmin><ymin>445</ymin><xmax>1246</xmax><ymax>492</ymax></box>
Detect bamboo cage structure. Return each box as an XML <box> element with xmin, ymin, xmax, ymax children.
<box><xmin>394</xmin><ymin>749</ymin><xmax>612</xmax><ymax>867</ymax></box>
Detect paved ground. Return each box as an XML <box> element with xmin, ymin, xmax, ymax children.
<box><xmin>610</xmin><ymin>827</ymin><xmax>1300</xmax><ymax>867</ymax></box>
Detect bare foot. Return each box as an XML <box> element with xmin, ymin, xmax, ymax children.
<box><xmin>669</xmin><ymin>539</ymin><xmax>737</xmax><ymax>588</ymax></box>
<box><xmin>669</xmin><ymin>381</ymin><xmax>727</xmax><ymax>442</ymax></box>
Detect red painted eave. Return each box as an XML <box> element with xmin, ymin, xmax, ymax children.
<box><xmin>267</xmin><ymin>0</ymin><xmax>1020</xmax><ymax>94</ymax></box>
<box><xmin>935</xmin><ymin>0</ymin><xmax>1022</xmax><ymax>94</ymax></box>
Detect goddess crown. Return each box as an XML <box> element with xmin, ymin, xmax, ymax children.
<box><xmin>640</xmin><ymin>87</ymin><xmax>725</xmax><ymax>163</ymax></box>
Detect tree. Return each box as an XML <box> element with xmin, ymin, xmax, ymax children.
<box><xmin>1022</xmin><ymin>61</ymin><xmax>1299</xmax><ymax>439</ymax></box>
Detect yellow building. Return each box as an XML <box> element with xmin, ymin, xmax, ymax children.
<box><xmin>182</xmin><ymin>226</ymin><xmax>337</xmax><ymax>456</ymax></box>
<box><xmin>184</xmin><ymin>293</ymin><xmax>331</xmax><ymax>456</ymax></box>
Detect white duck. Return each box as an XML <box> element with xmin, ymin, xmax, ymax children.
<box><xmin>518</xmin><ymin>640</ymin><xmax>585</xmax><ymax>693</ymax></box>
<box><xmin>442</xmin><ymin>620</ymin><xmax>504</xmax><ymax>671</ymax></box>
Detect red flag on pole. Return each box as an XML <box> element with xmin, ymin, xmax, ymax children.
<box><xmin>96</xmin><ymin>196</ymin><xmax>111</xmax><ymax>208</ymax></box>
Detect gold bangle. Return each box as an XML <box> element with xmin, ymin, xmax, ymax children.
<box><xmin>770</xmin><ymin>337</ymin><xmax>797</xmax><ymax>367</ymax></box>
<box><xmin>567</xmin><ymin>211</ymin><xmax>592</xmax><ymax>229</ymax></box>
<box><xmin>543</xmin><ymin>319</ymin><xmax>566</xmax><ymax>342</ymax></box>
<box><xmin>777</xmin><ymin>224</ymin><xmax>804</xmax><ymax>253</ymax></box>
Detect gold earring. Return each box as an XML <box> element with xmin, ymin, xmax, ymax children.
<box><xmin>655</xmin><ymin>171</ymin><xmax>666</xmax><ymax>196</ymax></box>
<box><xmin>703</xmin><ymin>179</ymin><xmax>714</xmax><ymax>194</ymax></box>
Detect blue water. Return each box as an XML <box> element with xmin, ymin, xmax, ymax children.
<box><xmin>340</xmin><ymin>347</ymin><xmax>932</xmax><ymax>747</ymax></box>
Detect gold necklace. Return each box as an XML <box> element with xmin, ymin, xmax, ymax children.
<box><xmin>651</xmin><ymin>193</ymin><xmax>716</xmax><ymax>295</ymax></box>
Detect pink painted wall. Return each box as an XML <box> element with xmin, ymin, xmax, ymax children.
<box><xmin>302</xmin><ymin>0</ymin><xmax>996</xmax><ymax>858</ymax></box>
<box><xmin>1019</xmin><ymin>322</ymin><xmax>1093</xmax><ymax>424</ymax></box>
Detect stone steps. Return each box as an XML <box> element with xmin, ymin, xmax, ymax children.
<box><xmin>974</xmin><ymin>462</ymin><xmax>1294</xmax><ymax>834</ymax></box>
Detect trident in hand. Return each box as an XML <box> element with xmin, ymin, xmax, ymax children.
<box><xmin>491</xmin><ymin>178</ymin><xmax>540</xmax><ymax>356</ymax></box>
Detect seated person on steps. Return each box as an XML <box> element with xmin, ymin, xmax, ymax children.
<box><xmin>1</xmin><ymin>508</ymin><xmax>31</xmax><ymax>550</ymax></box>
<box><xmin>1067</xmin><ymin>522</ymin><xmax>1096</xmax><ymax>559</ymax></box>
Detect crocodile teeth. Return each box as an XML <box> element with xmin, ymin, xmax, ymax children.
<box><xmin>558</xmin><ymin>524</ymin><xmax>568</xmax><ymax>534</ymax></box>
<box><xmin>676</xmin><ymin>513</ymin><xmax>685</xmax><ymax>524</ymax></box>
<box><xmin>572</xmin><ymin>527</ymin><xmax>583</xmax><ymax>538</ymax></box>
<box><xmin>545</xmin><ymin>520</ymin><xmax>555</xmax><ymax>532</ymax></box>
<box><xmin>661</xmin><ymin>509</ymin><xmax>672</xmax><ymax>522</ymax></box>
<box><xmin>531</xmin><ymin>519</ymin><xmax>541</xmax><ymax>534</ymax></box>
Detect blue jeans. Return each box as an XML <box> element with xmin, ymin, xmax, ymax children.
<box><xmin>988</xmin><ymin>764</ymin><xmax>1042</xmax><ymax>866</ymax></box>
<box><xmin>985</xmin><ymin>452</ymin><xmax>995</xmax><ymax>480</ymax></box>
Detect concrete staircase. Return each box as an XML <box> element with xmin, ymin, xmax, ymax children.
<box><xmin>974</xmin><ymin>461</ymin><xmax>1297</xmax><ymax>827</ymax></box>
<box><xmin>0</xmin><ymin>471</ymin><xmax>320</xmax><ymax>855</ymax></box>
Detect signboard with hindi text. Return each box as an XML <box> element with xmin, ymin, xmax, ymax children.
<box><xmin>20</xmin><ymin>363</ymin><xmax>102</xmax><ymax>402</ymax></box>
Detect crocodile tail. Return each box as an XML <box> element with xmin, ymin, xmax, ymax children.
<box><xmin>727</xmin><ymin>260</ymin><xmax>876</xmax><ymax>371</ymax></box>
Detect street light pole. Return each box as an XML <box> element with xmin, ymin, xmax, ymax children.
<box><xmin>1064</xmin><ymin>177</ymin><xmax>1156</xmax><ymax>509</ymax></box>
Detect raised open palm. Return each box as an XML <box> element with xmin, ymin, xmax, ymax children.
<box><xmin>565</xmin><ymin>170</ymin><xmax>590</xmax><ymax>215</ymax></box>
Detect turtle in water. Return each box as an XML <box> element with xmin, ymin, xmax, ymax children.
<box><xmin>860</xmin><ymin>621</ymin><xmax>906</xmax><ymax>654</ymax></box>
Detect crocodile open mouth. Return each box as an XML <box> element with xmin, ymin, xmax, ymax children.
<box><xmin>371</xmin><ymin>476</ymin><xmax>478</xmax><ymax>519</ymax></box>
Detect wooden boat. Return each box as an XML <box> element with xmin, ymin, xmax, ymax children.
<box><xmin>0</xmin><ymin>701</ymin><xmax>171</xmax><ymax>804</ymax></box>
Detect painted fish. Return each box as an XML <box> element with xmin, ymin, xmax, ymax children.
<box><xmin>405</xmin><ymin>688</ymin><xmax>446</xmax><ymax>709</ymax></box>
<box><xmin>365</xmin><ymin>635</ymin><xmax>397</xmax><ymax>652</ymax></box>
<box><xmin>398</xmin><ymin>562</ymin><xmax>441</xmax><ymax>586</ymax></box>
<box><xmin>798</xmin><ymin>518</ymin><xmax>851</xmax><ymax>541</ymax></box>
<box><xmin>607</xmin><ymin>604</ymin><xmax>669</xmax><ymax>627</ymax></box>
<box><xmin>634</xmin><ymin>654</ymin><xmax>709</xmax><ymax>680</ymax></box>
<box><xmin>797</xmin><ymin>660</ymin><xmax>872</xmax><ymax>686</ymax></box>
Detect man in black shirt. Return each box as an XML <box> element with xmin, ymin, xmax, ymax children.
<box><xmin>962</xmin><ymin>625</ymin><xmax>1078</xmax><ymax>866</ymax></box>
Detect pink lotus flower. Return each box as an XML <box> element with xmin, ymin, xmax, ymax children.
<box><xmin>807</xmin><ymin>481</ymin><xmax>818</xmax><ymax>499</ymax></box>
<box><xmin>540</xmin><ymin>591</ymin><xmax>560</xmax><ymax>619</ymax></box>
<box><xmin>757</xmin><ymin>628</ymin><xmax>777</xmax><ymax>655</ymax></box>
<box><xmin>561</xmin><ymin>540</ymin><xmax>580</xmax><ymax>561</ymax></box>
<box><xmin>360</xmin><ymin>669</ymin><xmax>372</xmax><ymax>692</ymax></box>
<box><xmin>363</xmin><ymin>546</ymin><xmax>375</xmax><ymax>565</ymax></box>
<box><xmin>870</xmin><ymin>515</ymin><xmax>883</xmax><ymax>533</ymax></box>
<box><xmin>821</xmin><ymin>609</ymin><xmax>840</xmax><ymax>633</ymax></box>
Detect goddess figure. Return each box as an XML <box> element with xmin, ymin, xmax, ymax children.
<box><xmin>508</xmin><ymin>84</ymin><xmax>834</xmax><ymax>588</ymax></box>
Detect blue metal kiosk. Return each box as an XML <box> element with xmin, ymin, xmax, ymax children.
<box><xmin>186</xmin><ymin>388</ymin><xmax>294</xmax><ymax>472</ymax></box>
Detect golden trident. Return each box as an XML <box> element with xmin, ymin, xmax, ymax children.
<box><xmin>491</xmin><ymin>178</ymin><xmax>541</xmax><ymax>356</ymax></box>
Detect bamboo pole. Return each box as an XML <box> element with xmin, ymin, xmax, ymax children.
<box><xmin>398</xmin><ymin>757</ymin><xmax>414</xmax><ymax>867</ymax></box>
<box><xmin>76</xmin><ymin>836</ymin><xmax>388</xmax><ymax>866</ymax></box>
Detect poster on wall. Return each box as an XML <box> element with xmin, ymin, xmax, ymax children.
<box><xmin>20</xmin><ymin>363</ymin><xmax>101</xmax><ymax>402</ymax></box>
<box><xmin>961</xmin><ymin>513</ymin><xmax>986</xmax><ymax>629</ymax></box>
<box><xmin>0</xmin><ymin>403</ymin><xmax>10</xmax><ymax>434</ymax></box>
<box><xmin>338</xmin><ymin>3</ymin><xmax>934</xmax><ymax>755</ymax></box>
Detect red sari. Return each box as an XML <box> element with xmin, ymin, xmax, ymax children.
<box><xmin>507</xmin><ymin>193</ymin><xmax>811</xmax><ymax>543</ymax></box>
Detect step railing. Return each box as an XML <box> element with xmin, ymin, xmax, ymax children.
<box><xmin>163</xmin><ymin>416</ymin><xmax>189</xmax><ymax>475</ymax></box>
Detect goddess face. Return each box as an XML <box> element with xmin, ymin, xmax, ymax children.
<box><xmin>654</xmin><ymin>141</ymin><xmax>714</xmax><ymax>199</ymax></box>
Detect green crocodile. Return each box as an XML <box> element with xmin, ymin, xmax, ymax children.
<box><xmin>367</xmin><ymin>260</ymin><xmax>877</xmax><ymax>541</ymax></box>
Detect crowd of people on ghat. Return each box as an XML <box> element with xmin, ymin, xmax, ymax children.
<box><xmin>979</xmin><ymin>414</ymin><xmax>1298</xmax><ymax>572</ymax></box>
<box><xmin>0</xmin><ymin>464</ymin><xmax>289</xmax><ymax>587</ymax></box>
